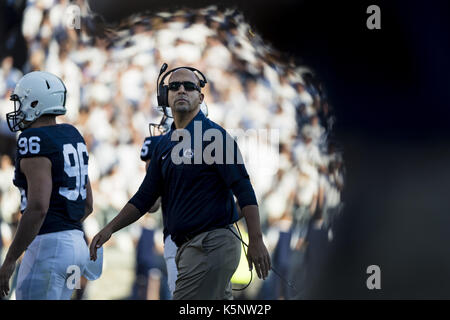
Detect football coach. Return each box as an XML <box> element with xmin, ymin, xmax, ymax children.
<box><xmin>90</xmin><ymin>66</ymin><xmax>271</xmax><ymax>300</ymax></box>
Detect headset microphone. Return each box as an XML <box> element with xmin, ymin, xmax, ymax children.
<box><xmin>159</xmin><ymin>63</ymin><xmax>168</xmax><ymax>77</ymax></box>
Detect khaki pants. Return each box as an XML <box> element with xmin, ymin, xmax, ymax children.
<box><xmin>173</xmin><ymin>226</ymin><xmax>241</xmax><ymax>300</ymax></box>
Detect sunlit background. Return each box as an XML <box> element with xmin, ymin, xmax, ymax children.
<box><xmin>0</xmin><ymin>0</ymin><xmax>344</xmax><ymax>300</ymax></box>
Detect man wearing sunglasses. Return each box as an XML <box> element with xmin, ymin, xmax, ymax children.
<box><xmin>168</xmin><ymin>80</ymin><xmax>201</xmax><ymax>93</ymax></box>
<box><xmin>90</xmin><ymin>68</ymin><xmax>270</xmax><ymax>300</ymax></box>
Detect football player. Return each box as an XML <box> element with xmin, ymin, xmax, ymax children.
<box><xmin>0</xmin><ymin>71</ymin><xmax>102</xmax><ymax>299</ymax></box>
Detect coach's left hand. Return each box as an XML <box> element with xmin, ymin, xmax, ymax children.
<box><xmin>247</xmin><ymin>236</ymin><xmax>271</xmax><ymax>280</ymax></box>
<box><xmin>0</xmin><ymin>260</ymin><xmax>16</xmax><ymax>298</ymax></box>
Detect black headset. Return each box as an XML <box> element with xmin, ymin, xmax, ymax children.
<box><xmin>156</xmin><ymin>63</ymin><xmax>208</xmax><ymax>117</ymax></box>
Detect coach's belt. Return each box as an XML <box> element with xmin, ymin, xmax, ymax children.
<box><xmin>174</xmin><ymin>225</ymin><xmax>230</xmax><ymax>248</ymax></box>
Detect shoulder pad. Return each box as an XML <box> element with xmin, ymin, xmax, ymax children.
<box><xmin>140</xmin><ymin>135</ymin><xmax>163</xmax><ymax>161</ymax></box>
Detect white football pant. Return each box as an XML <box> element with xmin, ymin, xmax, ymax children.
<box><xmin>163</xmin><ymin>235</ymin><xmax>178</xmax><ymax>297</ymax></box>
<box><xmin>16</xmin><ymin>229</ymin><xmax>103</xmax><ymax>300</ymax></box>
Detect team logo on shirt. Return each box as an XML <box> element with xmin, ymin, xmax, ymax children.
<box><xmin>183</xmin><ymin>148</ymin><xmax>194</xmax><ymax>158</ymax></box>
<box><xmin>169</xmin><ymin>120</ymin><xmax>279</xmax><ymax>173</ymax></box>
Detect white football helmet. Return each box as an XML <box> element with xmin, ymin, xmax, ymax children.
<box><xmin>6</xmin><ymin>71</ymin><xmax>67</xmax><ymax>132</ymax></box>
<box><xmin>200</xmin><ymin>101</ymin><xmax>208</xmax><ymax>117</ymax></box>
<box><xmin>149</xmin><ymin>113</ymin><xmax>174</xmax><ymax>136</ymax></box>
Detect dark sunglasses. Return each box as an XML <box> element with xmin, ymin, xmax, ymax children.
<box><xmin>168</xmin><ymin>81</ymin><xmax>201</xmax><ymax>92</ymax></box>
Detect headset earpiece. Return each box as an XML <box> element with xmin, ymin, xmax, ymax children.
<box><xmin>158</xmin><ymin>85</ymin><xmax>169</xmax><ymax>108</ymax></box>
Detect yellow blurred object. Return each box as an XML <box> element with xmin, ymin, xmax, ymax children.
<box><xmin>231</xmin><ymin>224</ymin><xmax>253</xmax><ymax>285</ymax></box>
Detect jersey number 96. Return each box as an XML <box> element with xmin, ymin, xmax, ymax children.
<box><xmin>59</xmin><ymin>143</ymin><xmax>89</xmax><ymax>201</ymax></box>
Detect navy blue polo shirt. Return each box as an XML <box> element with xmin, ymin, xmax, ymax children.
<box><xmin>129</xmin><ymin>110</ymin><xmax>257</xmax><ymax>245</ymax></box>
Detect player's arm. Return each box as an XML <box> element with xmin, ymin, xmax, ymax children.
<box><xmin>4</xmin><ymin>157</ymin><xmax>51</xmax><ymax>261</ymax></box>
<box><xmin>81</xmin><ymin>178</ymin><xmax>93</xmax><ymax>222</ymax></box>
<box><xmin>145</xmin><ymin>159</ymin><xmax>161</xmax><ymax>213</ymax></box>
<box><xmin>90</xmin><ymin>151</ymin><xmax>162</xmax><ymax>261</ymax></box>
<box><xmin>0</xmin><ymin>157</ymin><xmax>52</xmax><ymax>297</ymax></box>
<box><xmin>89</xmin><ymin>202</ymin><xmax>142</xmax><ymax>261</ymax></box>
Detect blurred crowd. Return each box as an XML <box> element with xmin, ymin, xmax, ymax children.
<box><xmin>0</xmin><ymin>0</ymin><xmax>344</xmax><ymax>299</ymax></box>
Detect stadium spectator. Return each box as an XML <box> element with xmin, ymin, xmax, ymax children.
<box><xmin>129</xmin><ymin>214</ymin><xmax>168</xmax><ymax>300</ymax></box>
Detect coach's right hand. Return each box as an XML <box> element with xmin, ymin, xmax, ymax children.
<box><xmin>90</xmin><ymin>227</ymin><xmax>112</xmax><ymax>261</ymax></box>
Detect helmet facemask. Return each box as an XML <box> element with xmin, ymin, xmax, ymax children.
<box><xmin>148</xmin><ymin>115</ymin><xmax>172</xmax><ymax>136</ymax></box>
<box><xmin>6</xmin><ymin>94</ymin><xmax>27</xmax><ymax>132</ymax></box>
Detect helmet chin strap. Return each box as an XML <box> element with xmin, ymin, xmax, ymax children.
<box><xmin>19</xmin><ymin>120</ymin><xmax>31</xmax><ymax>130</ymax></box>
